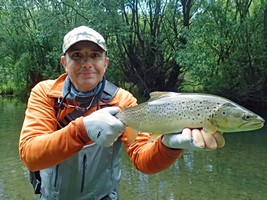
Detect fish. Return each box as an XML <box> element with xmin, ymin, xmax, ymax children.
<box><xmin>116</xmin><ymin>92</ymin><xmax>265</xmax><ymax>139</ymax></box>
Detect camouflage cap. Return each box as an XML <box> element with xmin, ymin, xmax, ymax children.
<box><xmin>62</xmin><ymin>26</ymin><xmax>107</xmax><ymax>53</ymax></box>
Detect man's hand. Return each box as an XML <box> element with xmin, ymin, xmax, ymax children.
<box><xmin>162</xmin><ymin>128</ymin><xmax>225</xmax><ymax>151</ymax></box>
<box><xmin>83</xmin><ymin>107</ymin><xmax>125</xmax><ymax>147</ymax></box>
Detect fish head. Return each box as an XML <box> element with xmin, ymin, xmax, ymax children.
<box><xmin>213</xmin><ymin>102</ymin><xmax>265</xmax><ymax>133</ymax></box>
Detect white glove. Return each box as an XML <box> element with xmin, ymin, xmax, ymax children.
<box><xmin>162</xmin><ymin>131</ymin><xmax>206</xmax><ymax>151</ymax></box>
<box><xmin>83</xmin><ymin>107</ymin><xmax>125</xmax><ymax>147</ymax></box>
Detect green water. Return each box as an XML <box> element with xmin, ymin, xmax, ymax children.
<box><xmin>0</xmin><ymin>97</ymin><xmax>266</xmax><ymax>200</ymax></box>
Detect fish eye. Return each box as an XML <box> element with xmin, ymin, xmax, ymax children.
<box><xmin>242</xmin><ymin>114</ymin><xmax>251</xmax><ymax>121</ymax></box>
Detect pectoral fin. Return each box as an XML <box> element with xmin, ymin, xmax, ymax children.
<box><xmin>203</xmin><ymin>118</ymin><xmax>218</xmax><ymax>134</ymax></box>
<box><xmin>148</xmin><ymin>132</ymin><xmax>162</xmax><ymax>142</ymax></box>
<box><xmin>123</xmin><ymin>127</ymin><xmax>138</xmax><ymax>145</ymax></box>
<box><xmin>123</xmin><ymin>126</ymin><xmax>162</xmax><ymax>144</ymax></box>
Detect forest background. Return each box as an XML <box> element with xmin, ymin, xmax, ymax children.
<box><xmin>0</xmin><ymin>0</ymin><xmax>266</xmax><ymax>106</ymax></box>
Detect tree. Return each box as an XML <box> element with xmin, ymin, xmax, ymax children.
<box><xmin>177</xmin><ymin>0</ymin><xmax>267</xmax><ymax>104</ymax></box>
<box><xmin>93</xmin><ymin>0</ymin><xmax>199</xmax><ymax>96</ymax></box>
<box><xmin>0</xmin><ymin>0</ymin><xmax>266</xmax><ymax>104</ymax></box>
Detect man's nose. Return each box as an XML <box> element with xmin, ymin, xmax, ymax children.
<box><xmin>81</xmin><ymin>57</ymin><xmax>93</xmax><ymax>66</ymax></box>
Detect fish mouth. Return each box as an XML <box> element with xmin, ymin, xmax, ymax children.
<box><xmin>240</xmin><ymin>121</ymin><xmax>265</xmax><ymax>130</ymax></box>
<box><xmin>246</xmin><ymin>116</ymin><xmax>265</xmax><ymax>128</ymax></box>
<box><xmin>251</xmin><ymin>122</ymin><xmax>265</xmax><ymax>128</ymax></box>
<box><xmin>254</xmin><ymin>117</ymin><xmax>265</xmax><ymax>128</ymax></box>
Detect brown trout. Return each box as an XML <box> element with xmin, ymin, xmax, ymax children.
<box><xmin>116</xmin><ymin>92</ymin><xmax>265</xmax><ymax>137</ymax></box>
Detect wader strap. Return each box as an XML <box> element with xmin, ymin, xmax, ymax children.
<box><xmin>29</xmin><ymin>171</ymin><xmax>41</xmax><ymax>194</ymax></box>
<box><xmin>101</xmin><ymin>80</ymin><xmax>119</xmax><ymax>102</ymax></box>
<box><xmin>55</xmin><ymin>80</ymin><xmax>119</xmax><ymax>127</ymax></box>
<box><xmin>29</xmin><ymin>80</ymin><xmax>119</xmax><ymax>194</ymax></box>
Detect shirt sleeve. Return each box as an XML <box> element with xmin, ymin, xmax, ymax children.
<box><xmin>122</xmin><ymin>132</ymin><xmax>182</xmax><ymax>174</ymax></box>
<box><xmin>19</xmin><ymin>81</ymin><xmax>90</xmax><ymax>171</ymax></box>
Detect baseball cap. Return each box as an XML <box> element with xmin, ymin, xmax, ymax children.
<box><xmin>62</xmin><ymin>26</ymin><xmax>107</xmax><ymax>53</ymax></box>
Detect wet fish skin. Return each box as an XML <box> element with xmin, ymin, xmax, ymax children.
<box><xmin>116</xmin><ymin>92</ymin><xmax>265</xmax><ymax>136</ymax></box>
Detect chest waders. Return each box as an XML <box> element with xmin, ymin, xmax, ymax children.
<box><xmin>29</xmin><ymin>80</ymin><xmax>119</xmax><ymax>195</ymax></box>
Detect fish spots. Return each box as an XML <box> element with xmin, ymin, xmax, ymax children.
<box><xmin>117</xmin><ymin>93</ymin><xmax>264</xmax><ymax>134</ymax></box>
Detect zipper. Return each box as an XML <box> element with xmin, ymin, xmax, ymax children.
<box><xmin>80</xmin><ymin>154</ymin><xmax>87</xmax><ymax>193</ymax></box>
<box><xmin>54</xmin><ymin>165</ymin><xmax>59</xmax><ymax>188</ymax></box>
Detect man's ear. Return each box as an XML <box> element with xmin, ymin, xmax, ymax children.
<box><xmin>61</xmin><ymin>56</ymin><xmax>67</xmax><ymax>72</ymax></box>
<box><xmin>104</xmin><ymin>57</ymin><xmax>109</xmax><ymax>70</ymax></box>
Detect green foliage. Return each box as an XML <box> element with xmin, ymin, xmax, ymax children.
<box><xmin>0</xmin><ymin>0</ymin><xmax>266</xmax><ymax>104</ymax></box>
<box><xmin>177</xmin><ymin>0</ymin><xmax>267</xmax><ymax>103</ymax></box>
<box><xmin>91</xmin><ymin>0</ymin><xmax>187</xmax><ymax>96</ymax></box>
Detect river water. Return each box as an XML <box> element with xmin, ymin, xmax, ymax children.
<box><xmin>0</xmin><ymin>97</ymin><xmax>266</xmax><ymax>200</ymax></box>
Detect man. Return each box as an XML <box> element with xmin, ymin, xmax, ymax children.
<box><xmin>19</xmin><ymin>26</ymin><xmax>225</xmax><ymax>200</ymax></box>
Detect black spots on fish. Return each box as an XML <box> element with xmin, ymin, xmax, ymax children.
<box><xmin>163</xmin><ymin>102</ymin><xmax>171</xmax><ymax>107</ymax></box>
<box><xmin>183</xmin><ymin>115</ymin><xmax>195</xmax><ymax>121</ymax></box>
<box><xmin>148</xmin><ymin>121</ymin><xmax>153</xmax><ymax>127</ymax></box>
<box><xmin>196</xmin><ymin>104</ymin><xmax>202</xmax><ymax>109</ymax></box>
<box><xmin>216</xmin><ymin>106</ymin><xmax>227</xmax><ymax>116</ymax></box>
<box><xmin>208</xmin><ymin>112</ymin><xmax>216</xmax><ymax>118</ymax></box>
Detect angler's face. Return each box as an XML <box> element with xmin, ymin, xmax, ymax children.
<box><xmin>61</xmin><ymin>41</ymin><xmax>108</xmax><ymax>92</ymax></box>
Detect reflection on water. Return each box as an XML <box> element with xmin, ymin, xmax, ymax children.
<box><xmin>119</xmin><ymin>127</ymin><xmax>267</xmax><ymax>200</ymax></box>
<box><xmin>0</xmin><ymin>98</ymin><xmax>266</xmax><ymax>200</ymax></box>
<box><xmin>0</xmin><ymin>98</ymin><xmax>38</xmax><ymax>200</ymax></box>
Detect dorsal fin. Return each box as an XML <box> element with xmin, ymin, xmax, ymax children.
<box><xmin>148</xmin><ymin>91</ymin><xmax>180</xmax><ymax>101</ymax></box>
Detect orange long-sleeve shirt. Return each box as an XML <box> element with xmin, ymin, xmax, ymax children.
<box><xmin>19</xmin><ymin>73</ymin><xmax>182</xmax><ymax>174</ymax></box>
